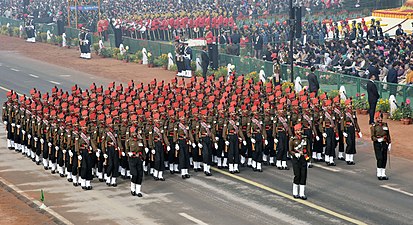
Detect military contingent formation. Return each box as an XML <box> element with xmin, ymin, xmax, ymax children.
<box><xmin>2</xmin><ymin>75</ymin><xmax>392</xmax><ymax>199</ymax></box>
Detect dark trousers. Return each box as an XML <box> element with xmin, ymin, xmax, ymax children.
<box><xmin>202</xmin><ymin>63</ymin><xmax>208</xmax><ymax>79</ymax></box>
<box><xmin>325</xmin><ymin>128</ymin><xmax>336</xmax><ymax>157</ymax></box>
<box><xmin>276</xmin><ymin>131</ymin><xmax>288</xmax><ymax>160</ymax></box>
<box><xmin>292</xmin><ymin>156</ymin><xmax>307</xmax><ymax>185</ymax></box>
<box><xmin>374</xmin><ymin>142</ymin><xmax>388</xmax><ymax>168</ymax></box>
<box><xmin>369</xmin><ymin>100</ymin><xmax>377</xmax><ymax>125</ymax></box>
<box><xmin>228</xmin><ymin>134</ymin><xmax>240</xmax><ymax>164</ymax></box>
<box><xmin>345</xmin><ymin>126</ymin><xmax>357</xmax><ymax>154</ymax></box>
<box><xmin>167</xmin><ymin>138</ymin><xmax>178</xmax><ymax>165</ymax></box>
<box><xmin>80</xmin><ymin>150</ymin><xmax>93</xmax><ymax>180</ymax></box>
<box><xmin>178</xmin><ymin>139</ymin><xmax>190</xmax><ymax>170</ymax></box>
<box><xmin>266</xmin><ymin>130</ymin><xmax>276</xmax><ymax>157</ymax></box>
<box><xmin>201</xmin><ymin>137</ymin><xmax>212</xmax><ymax>165</ymax></box>
<box><xmin>129</xmin><ymin>157</ymin><xmax>143</xmax><ymax>185</ymax></box>
<box><xmin>337</xmin><ymin>126</ymin><xmax>344</xmax><ymax>153</ymax></box>
<box><xmin>252</xmin><ymin>133</ymin><xmax>263</xmax><ymax>162</ymax></box>
<box><xmin>106</xmin><ymin>146</ymin><xmax>120</xmax><ymax>177</ymax></box>
<box><xmin>154</xmin><ymin>141</ymin><xmax>165</xmax><ymax>171</ymax></box>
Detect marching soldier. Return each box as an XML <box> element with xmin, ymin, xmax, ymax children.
<box><xmin>223</xmin><ymin>106</ymin><xmax>245</xmax><ymax>174</ymax></box>
<box><xmin>311</xmin><ymin>98</ymin><xmax>324</xmax><ymax>162</ymax></box>
<box><xmin>240</xmin><ymin>105</ymin><xmax>252</xmax><ymax>167</ymax></box>
<box><xmin>301</xmin><ymin>102</ymin><xmax>318</xmax><ymax>168</ymax></box>
<box><xmin>248</xmin><ymin>105</ymin><xmax>267</xmax><ymax>172</ymax></box>
<box><xmin>165</xmin><ymin>110</ymin><xmax>180</xmax><ymax>174</ymax></box>
<box><xmin>263</xmin><ymin>101</ymin><xmax>276</xmax><ymax>166</ymax></box>
<box><xmin>274</xmin><ymin>101</ymin><xmax>292</xmax><ymax>170</ymax></box>
<box><xmin>77</xmin><ymin>120</ymin><xmax>95</xmax><ymax>190</ymax></box>
<box><xmin>102</xmin><ymin>117</ymin><xmax>121</xmax><ymax>187</ymax></box>
<box><xmin>320</xmin><ymin>99</ymin><xmax>338</xmax><ymax>166</ymax></box>
<box><xmin>174</xmin><ymin>111</ymin><xmax>192</xmax><ymax>179</ymax></box>
<box><xmin>342</xmin><ymin>99</ymin><xmax>361</xmax><ymax>165</ymax></box>
<box><xmin>148</xmin><ymin>113</ymin><xmax>167</xmax><ymax>181</ymax></box>
<box><xmin>215</xmin><ymin>105</ymin><xmax>228</xmax><ymax>169</ymax></box>
<box><xmin>333</xmin><ymin>97</ymin><xmax>345</xmax><ymax>161</ymax></box>
<box><xmin>196</xmin><ymin>108</ymin><xmax>216</xmax><ymax>176</ymax></box>
<box><xmin>69</xmin><ymin>118</ymin><xmax>80</xmax><ymax>186</ymax></box>
<box><xmin>371</xmin><ymin>112</ymin><xmax>391</xmax><ymax>180</ymax></box>
<box><xmin>289</xmin><ymin>123</ymin><xmax>309</xmax><ymax>200</ymax></box>
<box><xmin>2</xmin><ymin>91</ymin><xmax>13</xmax><ymax>149</ymax></box>
<box><xmin>190</xmin><ymin>108</ymin><xmax>202</xmax><ymax>172</ymax></box>
<box><xmin>126</xmin><ymin>126</ymin><xmax>146</xmax><ymax>197</ymax></box>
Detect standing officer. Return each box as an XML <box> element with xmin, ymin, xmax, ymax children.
<box><xmin>289</xmin><ymin>123</ymin><xmax>309</xmax><ymax>200</ymax></box>
<box><xmin>126</xmin><ymin>126</ymin><xmax>146</xmax><ymax>197</ymax></box>
<box><xmin>370</xmin><ymin>112</ymin><xmax>391</xmax><ymax>180</ymax></box>
<box><xmin>342</xmin><ymin>99</ymin><xmax>361</xmax><ymax>165</ymax></box>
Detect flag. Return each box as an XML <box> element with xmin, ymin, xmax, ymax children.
<box><xmin>40</xmin><ymin>189</ymin><xmax>44</xmax><ymax>202</ymax></box>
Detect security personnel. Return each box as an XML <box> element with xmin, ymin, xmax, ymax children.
<box><xmin>289</xmin><ymin>123</ymin><xmax>309</xmax><ymax>200</ymax></box>
<box><xmin>342</xmin><ymin>99</ymin><xmax>361</xmax><ymax>165</ymax></box>
<box><xmin>247</xmin><ymin>105</ymin><xmax>267</xmax><ymax>172</ymax></box>
<box><xmin>126</xmin><ymin>126</ymin><xmax>146</xmax><ymax>197</ymax></box>
<box><xmin>370</xmin><ymin>112</ymin><xmax>391</xmax><ymax>180</ymax></box>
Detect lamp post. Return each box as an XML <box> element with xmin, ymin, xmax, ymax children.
<box><xmin>289</xmin><ymin>0</ymin><xmax>295</xmax><ymax>83</ymax></box>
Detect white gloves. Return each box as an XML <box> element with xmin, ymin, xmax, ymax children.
<box><xmin>335</xmin><ymin>136</ymin><xmax>339</xmax><ymax>141</ymax></box>
<box><xmin>198</xmin><ymin>143</ymin><xmax>203</xmax><ymax>148</ymax></box>
<box><xmin>16</xmin><ymin>125</ymin><xmax>21</xmax><ymax>128</ymax></box>
<box><xmin>214</xmin><ymin>143</ymin><xmax>218</xmax><ymax>149</ymax></box>
<box><xmin>34</xmin><ymin>137</ymin><xmax>38</xmax><ymax>141</ymax></box>
<box><xmin>388</xmin><ymin>143</ymin><xmax>392</xmax><ymax>152</ymax></box>
<box><xmin>63</xmin><ymin>149</ymin><xmax>66</xmax><ymax>154</ymax></box>
<box><xmin>3</xmin><ymin>121</ymin><xmax>7</xmax><ymax>125</ymax></box>
<box><xmin>11</xmin><ymin>123</ymin><xmax>15</xmax><ymax>127</ymax></box>
<box><xmin>96</xmin><ymin>152</ymin><xmax>100</xmax><ymax>157</ymax></box>
<box><xmin>251</xmin><ymin>138</ymin><xmax>256</xmax><ymax>144</ymax></box>
<box><xmin>28</xmin><ymin>134</ymin><xmax>31</xmax><ymax>139</ymax></box>
<box><xmin>145</xmin><ymin>148</ymin><xmax>149</xmax><ymax>153</ymax></box>
<box><xmin>265</xmin><ymin>140</ymin><xmax>268</xmax><ymax>146</ymax></box>
<box><xmin>175</xmin><ymin>144</ymin><xmax>179</xmax><ymax>150</ymax></box>
<box><xmin>128</xmin><ymin>152</ymin><xmax>133</xmax><ymax>157</ymax></box>
<box><xmin>69</xmin><ymin>150</ymin><xmax>73</xmax><ymax>157</ymax></box>
<box><xmin>55</xmin><ymin>146</ymin><xmax>59</xmax><ymax>151</ymax></box>
<box><xmin>122</xmin><ymin>151</ymin><xmax>126</xmax><ymax>156</ymax></box>
<box><xmin>225</xmin><ymin>141</ymin><xmax>230</xmax><ymax>146</ymax></box>
<box><xmin>40</xmin><ymin>139</ymin><xmax>44</xmax><ymax>144</ymax></box>
<box><xmin>78</xmin><ymin>155</ymin><xmax>82</xmax><ymax>161</ymax></box>
<box><xmin>104</xmin><ymin>154</ymin><xmax>108</xmax><ymax>159</ymax></box>
<box><xmin>151</xmin><ymin>149</ymin><xmax>155</xmax><ymax>154</ymax></box>
<box><xmin>358</xmin><ymin>132</ymin><xmax>363</xmax><ymax>138</ymax></box>
<box><xmin>377</xmin><ymin>138</ymin><xmax>384</xmax><ymax>143</ymax></box>
<box><xmin>192</xmin><ymin>143</ymin><xmax>196</xmax><ymax>148</ymax></box>
<box><xmin>22</xmin><ymin>130</ymin><xmax>26</xmax><ymax>134</ymax></box>
<box><xmin>322</xmin><ymin>133</ymin><xmax>327</xmax><ymax>138</ymax></box>
<box><xmin>243</xmin><ymin>140</ymin><xmax>247</xmax><ymax>146</ymax></box>
<box><xmin>274</xmin><ymin>138</ymin><xmax>279</xmax><ymax>144</ymax></box>
<box><xmin>315</xmin><ymin>136</ymin><xmax>320</xmax><ymax>141</ymax></box>
<box><xmin>343</xmin><ymin>132</ymin><xmax>348</xmax><ymax>138</ymax></box>
<box><xmin>295</xmin><ymin>153</ymin><xmax>301</xmax><ymax>158</ymax></box>
<box><xmin>48</xmin><ymin>142</ymin><xmax>52</xmax><ymax>147</ymax></box>
<box><xmin>167</xmin><ymin>146</ymin><xmax>171</xmax><ymax>152</ymax></box>
<box><xmin>215</xmin><ymin>137</ymin><xmax>219</xmax><ymax>141</ymax></box>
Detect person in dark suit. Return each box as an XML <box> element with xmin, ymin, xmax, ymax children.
<box><xmin>386</xmin><ymin>62</ymin><xmax>399</xmax><ymax>97</ymax></box>
<box><xmin>201</xmin><ymin>46</ymin><xmax>210</xmax><ymax>79</ymax></box>
<box><xmin>367</xmin><ymin>61</ymin><xmax>380</xmax><ymax>80</ymax></box>
<box><xmin>395</xmin><ymin>24</ymin><xmax>404</xmax><ymax>36</ymax></box>
<box><xmin>307</xmin><ymin>67</ymin><xmax>320</xmax><ymax>96</ymax></box>
<box><xmin>253</xmin><ymin>32</ymin><xmax>263</xmax><ymax>59</ymax></box>
<box><xmin>367</xmin><ymin>74</ymin><xmax>380</xmax><ymax>125</ymax></box>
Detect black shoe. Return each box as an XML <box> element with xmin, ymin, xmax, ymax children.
<box><xmin>235</xmin><ymin>170</ymin><xmax>240</xmax><ymax>173</ymax></box>
<box><xmin>185</xmin><ymin>174</ymin><xmax>190</xmax><ymax>178</ymax></box>
<box><xmin>51</xmin><ymin>170</ymin><xmax>56</xmax><ymax>174</ymax></box>
<box><xmin>308</xmin><ymin>164</ymin><xmax>313</xmax><ymax>168</ymax></box>
<box><xmin>293</xmin><ymin>195</ymin><xmax>299</xmax><ymax>199</ymax></box>
<box><xmin>182</xmin><ymin>175</ymin><xmax>186</xmax><ymax>179</ymax></box>
<box><xmin>283</xmin><ymin>167</ymin><xmax>289</xmax><ymax>170</ymax></box>
<box><xmin>258</xmin><ymin>169</ymin><xmax>263</xmax><ymax>172</ymax></box>
<box><xmin>170</xmin><ymin>171</ymin><xmax>174</xmax><ymax>174</ymax></box>
<box><xmin>349</xmin><ymin>161</ymin><xmax>355</xmax><ymax>165</ymax></box>
<box><xmin>82</xmin><ymin>186</ymin><xmax>86</xmax><ymax>190</ymax></box>
<box><xmin>68</xmin><ymin>178</ymin><xmax>73</xmax><ymax>182</ymax></box>
<box><xmin>144</xmin><ymin>171</ymin><xmax>149</xmax><ymax>175</ymax></box>
<box><xmin>44</xmin><ymin>167</ymin><xmax>48</xmax><ymax>170</ymax></box>
<box><xmin>218</xmin><ymin>166</ymin><xmax>222</xmax><ymax>169</ymax></box>
<box><xmin>300</xmin><ymin>196</ymin><xmax>307</xmax><ymax>200</ymax></box>
<box><xmin>277</xmin><ymin>167</ymin><xmax>283</xmax><ymax>170</ymax></box>
<box><xmin>270</xmin><ymin>163</ymin><xmax>276</xmax><ymax>166</ymax></box>
<box><xmin>131</xmin><ymin>191</ymin><xmax>136</xmax><ymax>196</ymax></box>
<box><xmin>378</xmin><ymin>177</ymin><xmax>383</xmax><ymax>180</ymax></box>
<box><xmin>106</xmin><ymin>183</ymin><xmax>111</xmax><ymax>186</ymax></box>
<box><xmin>330</xmin><ymin>163</ymin><xmax>336</xmax><ymax>166</ymax></box>
<box><xmin>252</xmin><ymin>168</ymin><xmax>257</xmax><ymax>172</ymax></box>
<box><xmin>99</xmin><ymin>179</ymin><xmax>104</xmax><ymax>182</ymax></box>
<box><xmin>32</xmin><ymin>158</ymin><xmax>35</xmax><ymax>162</ymax></box>
<box><xmin>137</xmin><ymin>193</ymin><xmax>143</xmax><ymax>197</ymax></box>
<box><xmin>206</xmin><ymin>172</ymin><xmax>212</xmax><ymax>176</ymax></box>
<box><xmin>154</xmin><ymin>177</ymin><xmax>159</xmax><ymax>181</ymax></box>
<box><xmin>87</xmin><ymin>186</ymin><xmax>92</xmax><ymax>190</ymax></box>
<box><xmin>112</xmin><ymin>183</ymin><xmax>117</xmax><ymax>187</ymax></box>
<box><xmin>382</xmin><ymin>176</ymin><xmax>389</xmax><ymax>180</ymax></box>
<box><xmin>8</xmin><ymin>147</ymin><xmax>12</xmax><ymax>150</ymax></box>
<box><xmin>60</xmin><ymin>174</ymin><xmax>65</xmax><ymax>177</ymax></box>
<box><xmin>159</xmin><ymin>178</ymin><xmax>165</xmax><ymax>181</ymax></box>
<box><xmin>230</xmin><ymin>171</ymin><xmax>235</xmax><ymax>174</ymax></box>
<box><xmin>338</xmin><ymin>157</ymin><xmax>345</xmax><ymax>161</ymax></box>
<box><xmin>73</xmin><ymin>183</ymin><xmax>78</xmax><ymax>187</ymax></box>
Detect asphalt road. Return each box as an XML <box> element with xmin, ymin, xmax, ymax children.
<box><xmin>0</xmin><ymin>51</ymin><xmax>413</xmax><ymax>225</ymax></box>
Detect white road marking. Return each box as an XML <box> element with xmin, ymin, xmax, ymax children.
<box><xmin>0</xmin><ymin>85</ymin><xmax>23</xmax><ymax>96</ymax></box>
<box><xmin>312</xmin><ymin>164</ymin><xmax>341</xmax><ymax>172</ymax></box>
<box><xmin>49</xmin><ymin>81</ymin><xmax>61</xmax><ymax>85</ymax></box>
<box><xmin>179</xmin><ymin>213</ymin><xmax>208</xmax><ymax>225</ymax></box>
<box><xmin>28</xmin><ymin>74</ymin><xmax>39</xmax><ymax>78</ymax></box>
<box><xmin>381</xmin><ymin>185</ymin><xmax>413</xmax><ymax>197</ymax></box>
<box><xmin>10</xmin><ymin>68</ymin><xmax>19</xmax><ymax>72</ymax></box>
<box><xmin>59</xmin><ymin>75</ymin><xmax>71</xmax><ymax>77</ymax></box>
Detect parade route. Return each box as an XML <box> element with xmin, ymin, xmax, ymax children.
<box><xmin>1</xmin><ymin>48</ymin><xmax>413</xmax><ymax>225</ymax></box>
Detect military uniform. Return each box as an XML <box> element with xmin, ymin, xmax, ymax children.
<box><xmin>370</xmin><ymin>113</ymin><xmax>391</xmax><ymax>180</ymax></box>
<box><xmin>274</xmin><ymin>104</ymin><xmax>292</xmax><ymax>170</ymax></box>
<box><xmin>223</xmin><ymin>109</ymin><xmax>245</xmax><ymax>173</ymax></box>
<box><xmin>126</xmin><ymin>126</ymin><xmax>146</xmax><ymax>197</ymax></box>
<box><xmin>247</xmin><ymin>108</ymin><xmax>267</xmax><ymax>172</ymax></box>
<box><xmin>196</xmin><ymin>110</ymin><xmax>216</xmax><ymax>176</ymax></box>
<box><xmin>320</xmin><ymin>100</ymin><xmax>338</xmax><ymax>166</ymax></box>
<box><xmin>148</xmin><ymin>115</ymin><xmax>167</xmax><ymax>181</ymax></box>
<box><xmin>102</xmin><ymin>122</ymin><xmax>121</xmax><ymax>186</ymax></box>
<box><xmin>174</xmin><ymin>113</ymin><xmax>192</xmax><ymax>178</ymax></box>
<box><xmin>341</xmin><ymin>101</ymin><xmax>361</xmax><ymax>165</ymax></box>
<box><xmin>289</xmin><ymin>123</ymin><xmax>309</xmax><ymax>200</ymax></box>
